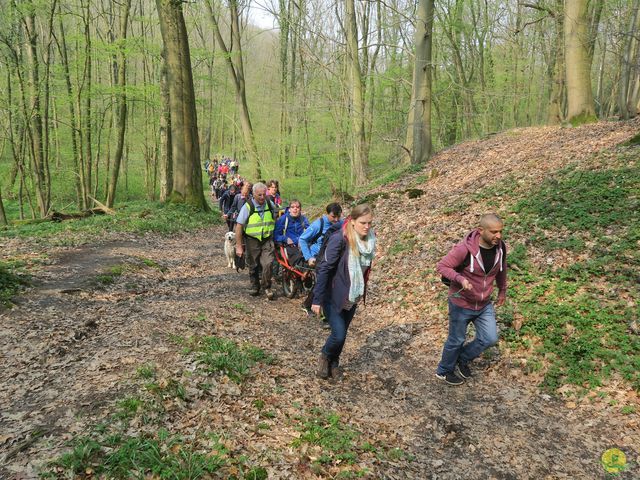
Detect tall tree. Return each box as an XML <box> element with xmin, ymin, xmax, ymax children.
<box><xmin>206</xmin><ymin>0</ymin><xmax>261</xmax><ymax>180</ymax></box>
<box><xmin>106</xmin><ymin>0</ymin><xmax>132</xmax><ymax>208</ymax></box>
<box><xmin>564</xmin><ymin>0</ymin><xmax>596</xmax><ymax>124</ymax></box>
<box><xmin>156</xmin><ymin>0</ymin><xmax>208</xmax><ymax>210</ymax></box>
<box><xmin>344</xmin><ymin>0</ymin><xmax>367</xmax><ymax>186</ymax></box>
<box><xmin>408</xmin><ymin>0</ymin><xmax>434</xmax><ymax>164</ymax></box>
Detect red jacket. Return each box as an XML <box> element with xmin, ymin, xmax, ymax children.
<box><xmin>437</xmin><ymin>229</ymin><xmax>507</xmax><ymax>310</ymax></box>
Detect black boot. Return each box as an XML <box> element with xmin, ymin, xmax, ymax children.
<box><xmin>249</xmin><ymin>273</ymin><xmax>260</xmax><ymax>296</ymax></box>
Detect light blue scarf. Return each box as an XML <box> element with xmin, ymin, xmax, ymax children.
<box><xmin>348</xmin><ymin>231</ymin><xmax>376</xmax><ymax>303</ymax></box>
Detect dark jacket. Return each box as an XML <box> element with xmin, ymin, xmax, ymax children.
<box><xmin>218</xmin><ymin>189</ymin><xmax>237</xmax><ymax>214</ymax></box>
<box><xmin>312</xmin><ymin>223</ymin><xmax>372</xmax><ymax>311</ymax></box>
<box><xmin>436</xmin><ymin>229</ymin><xmax>507</xmax><ymax>310</ymax></box>
<box><xmin>274</xmin><ymin>210</ymin><xmax>309</xmax><ymax>244</ymax></box>
<box><xmin>227</xmin><ymin>193</ymin><xmax>248</xmax><ymax>218</ymax></box>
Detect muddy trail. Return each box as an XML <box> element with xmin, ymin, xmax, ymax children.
<box><xmin>0</xmin><ymin>225</ymin><xmax>634</xmax><ymax>479</ymax></box>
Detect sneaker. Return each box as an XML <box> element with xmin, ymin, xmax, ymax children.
<box><xmin>265</xmin><ymin>288</ymin><xmax>275</xmax><ymax>300</ymax></box>
<box><xmin>456</xmin><ymin>362</ymin><xmax>472</xmax><ymax>379</ymax></box>
<box><xmin>435</xmin><ymin>372</ymin><xmax>464</xmax><ymax>386</ymax></box>
<box><xmin>317</xmin><ymin>354</ymin><xmax>330</xmax><ymax>379</ymax></box>
<box><xmin>322</xmin><ymin>319</ymin><xmax>331</xmax><ymax>330</ymax></box>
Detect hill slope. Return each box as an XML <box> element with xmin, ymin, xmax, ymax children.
<box><xmin>366</xmin><ymin>118</ymin><xmax>639</xmax><ymax>399</ymax></box>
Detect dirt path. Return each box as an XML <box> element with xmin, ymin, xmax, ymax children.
<box><xmin>0</xmin><ymin>226</ymin><xmax>636</xmax><ymax>479</ymax></box>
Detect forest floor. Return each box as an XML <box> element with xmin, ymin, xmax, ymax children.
<box><xmin>1</xmin><ymin>120</ymin><xmax>639</xmax><ymax>479</ymax></box>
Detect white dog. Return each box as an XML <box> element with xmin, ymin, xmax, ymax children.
<box><xmin>224</xmin><ymin>231</ymin><xmax>236</xmax><ymax>269</ymax></box>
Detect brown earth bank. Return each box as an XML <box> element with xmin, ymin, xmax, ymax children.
<box><xmin>1</xmin><ymin>120</ymin><xmax>639</xmax><ymax>479</ymax></box>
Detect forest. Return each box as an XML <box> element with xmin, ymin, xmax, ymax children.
<box><xmin>0</xmin><ymin>0</ymin><xmax>638</xmax><ymax>219</ymax></box>
<box><xmin>1</xmin><ymin>1</ymin><xmax>639</xmax><ymax>478</ymax></box>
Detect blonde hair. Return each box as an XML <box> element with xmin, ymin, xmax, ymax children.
<box><xmin>345</xmin><ymin>204</ymin><xmax>373</xmax><ymax>256</ymax></box>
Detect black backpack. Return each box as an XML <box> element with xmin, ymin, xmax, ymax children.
<box><xmin>315</xmin><ymin>220</ymin><xmax>345</xmax><ymax>265</ymax></box>
<box><xmin>441</xmin><ymin>252</ymin><xmax>471</xmax><ymax>286</ymax></box>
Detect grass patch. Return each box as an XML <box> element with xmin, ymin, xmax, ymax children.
<box><xmin>292</xmin><ymin>407</ymin><xmax>371</xmax><ymax>476</ymax></box>
<box><xmin>0</xmin><ymin>200</ymin><xmax>222</xmax><ymax>246</ymax></box>
<box><xmin>178</xmin><ymin>336</ymin><xmax>274</xmax><ymax>383</ymax></box>
<box><xmin>44</xmin><ymin>429</ymin><xmax>227</xmax><ymax>479</ymax></box>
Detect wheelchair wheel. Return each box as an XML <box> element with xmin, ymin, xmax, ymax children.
<box><xmin>282</xmin><ymin>271</ymin><xmax>299</xmax><ymax>299</ymax></box>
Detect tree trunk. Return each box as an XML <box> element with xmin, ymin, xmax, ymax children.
<box><xmin>22</xmin><ymin>7</ymin><xmax>49</xmax><ymax>217</ymax></box>
<box><xmin>548</xmin><ymin>0</ymin><xmax>565</xmax><ymax>124</ymax></box>
<box><xmin>0</xmin><ymin>185</ymin><xmax>7</xmax><ymax>225</ymax></box>
<box><xmin>106</xmin><ymin>0</ymin><xmax>132</xmax><ymax>208</ymax></box>
<box><xmin>159</xmin><ymin>52</ymin><xmax>172</xmax><ymax>202</ymax></box>
<box><xmin>156</xmin><ymin>0</ymin><xmax>208</xmax><ymax>210</ymax></box>
<box><xmin>618</xmin><ymin>0</ymin><xmax>640</xmax><ymax>119</ymax></box>
<box><xmin>345</xmin><ymin>0</ymin><xmax>367</xmax><ymax>186</ymax></box>
<box><xmin>565</xmin><ymin>0</ymin><xmax>596</xmax><ymax>124</ymax></box>
<box><xmin>409</xmin><ymin>0</ymin><xmax>434</xmax><ymax>165</ymax></box>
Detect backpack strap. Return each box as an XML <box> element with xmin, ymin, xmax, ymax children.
<box><xmin>310</xmin><ymin>217</ymin><xmax>326</xmax><ymax>245</ymax></box>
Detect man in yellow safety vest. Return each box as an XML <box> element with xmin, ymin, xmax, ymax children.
<box><xmin>235</xmin><ymin>182</ymin><xmax>277</xmax><ymax>299</ymax></box>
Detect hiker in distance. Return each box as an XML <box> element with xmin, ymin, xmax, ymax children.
<box><xmin>435</xmin><ymin>213</ymin><xmax>507</xmax><ymax>386</ymax></box>
<box><xmin>235</xmin><ymin>183</ymin><xmax>277</xmax><ymax>300</ymax></box>
<box><xmin>312</xmin><ymin>204</ymin><xmax>376</xmax><ymax>381</ymax></box>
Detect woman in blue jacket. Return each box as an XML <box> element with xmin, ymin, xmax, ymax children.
<box><xmin>311</xmin><ymin>204</ymin><xmax>376</xmax><ymax>380</ymax></box>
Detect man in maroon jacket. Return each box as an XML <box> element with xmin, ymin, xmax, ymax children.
<box><xmin>435</xmin><ymin>214</ymin><xmax>507</xmax><ymax>385</ymax></box>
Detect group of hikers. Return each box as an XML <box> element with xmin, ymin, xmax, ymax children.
<box><xmin>205</xmin><ymin>155</ymin><xmax>244</xmax><ymax>199</ymax></box>
<box><xmin>217</xmin><ymin>180</ymin><xmax>508</xmax><ymax>385</ymax></box>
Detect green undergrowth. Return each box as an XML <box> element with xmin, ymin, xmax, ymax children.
<box><xmin>291</xmin><ymin>407</ymin><xmax>411</xmax><ymax>477</ymax></box>
<box><xmin>175</xmin><ymin>335</ymin><xmax>275</xmax><ymax>383</ymax></box>
<box><xmin>41</xmin><ymin>338</ymin><xmax>272</xmax><ymax>479</ymax></box>
<box><xmin>495</xmin><ymin>153</ymin><xmax>640</xmax><ymax>393</ymax></box>
<box><xmin>0</xmin><ymin>200</ymin><xmax>222</xmax><ymax>246</ymax></box>
<box><xmin>0</xmin><ymin>260</ymin><xmax>31</xmax><ymax>307</ymax></box>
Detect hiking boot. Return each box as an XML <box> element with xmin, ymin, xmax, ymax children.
<box><xmin>435</xmin><ymin>372</ymin><xmax>464</xmax><ymax>386</ymax></box>
<box><xmin>456</xmin><ymin>362</ymin><xmax>472</xmax><ymax>379</ymax></box>
<box><xmin>330</xmin><ymin>363</ymin><xmax>343</xmax><ymax>381</ymax></box>
<box><xmin>316</xmin><ymin>354</ymin><xmax>330</xmax><ymax>379</ymax></box>
<box><xmin>249</xmin><ymin>285</ymin><xmax>260</xmax><ymax>296</ymax></box>
<box><xmin>265</xmin><ymin>288</ymin><xmax>275</xmax><ymax>300</ymax></box>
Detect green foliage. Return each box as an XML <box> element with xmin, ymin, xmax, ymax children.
<box><xmin>388</xmin><ymin>232</ymin><xmax>417</xmax><ymax>256</ymax></box>
<box><xmin>191</xmin><ymin>336</ymin><xmax>274</xmax><ymax>383</ymax></box>
<box><xmin>0</xmin><ymin>260</ymin><xmax>30</xmax><ymax>307</ymax></box>
<box><xmin>0</xmin><ymin>201</ymin><xmax>221</xmax><ymax>246</ymax></box>
<box><xmin>46</xmin><ymin>429</ymin><xmax>227</xmax><ymax>479</ymax></box>
<box><xmin>292</xmin><ymin>408</ymin><xmax>363</xmax><ymax>469</ymax></box>
<box><xmin>136</xmin><ymin>364</ymin><xmax>157</xmax><ymax>380</ymax></box>
<box><xmin>499</xmin><ymin>158</ymin><xmax>640</xmax><ymax>392</ymax></box>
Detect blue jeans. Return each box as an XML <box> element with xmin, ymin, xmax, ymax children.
<box><xmin>436</xmin><ymin>300</ymin><xmax>498</xmax><ymax>375</ymax></box>
<box><xmin>322</xmin><ymin>301</ymin><xmax>357</xmax><ymax>365</ymax></box>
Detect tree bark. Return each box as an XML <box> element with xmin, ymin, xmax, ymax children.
<box><xmin>0</xmin><ymin>185</ymin><xmax>7</xmax><ymax>225</ymax></box>
<box><xmin>345</xmin><ymin>0</ymin><xmax>368</xmax><ymax>186</ymax></box>
<box><xmin>159</xmin><ymin>52</ymin><xmax>172</xmax><ymax>202</ymax></box>
<box><xmin>409</xmin><ymin>0</ymin><xmax>434</xmax><ymax>165</ymax></box>
<box><xmin>564</xmin><ymin>0</ymin><xmax>596</xmax><ymax>124</ymax></box>
<box><xmin>547</xmin><ymin>0</ymin><xmax>565</xmax><ymax>124</ymax></box>
<box><xmin>156</xmin><ymin>0</ymin><xmax>208</xmax><ymax>210</ymax></box>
